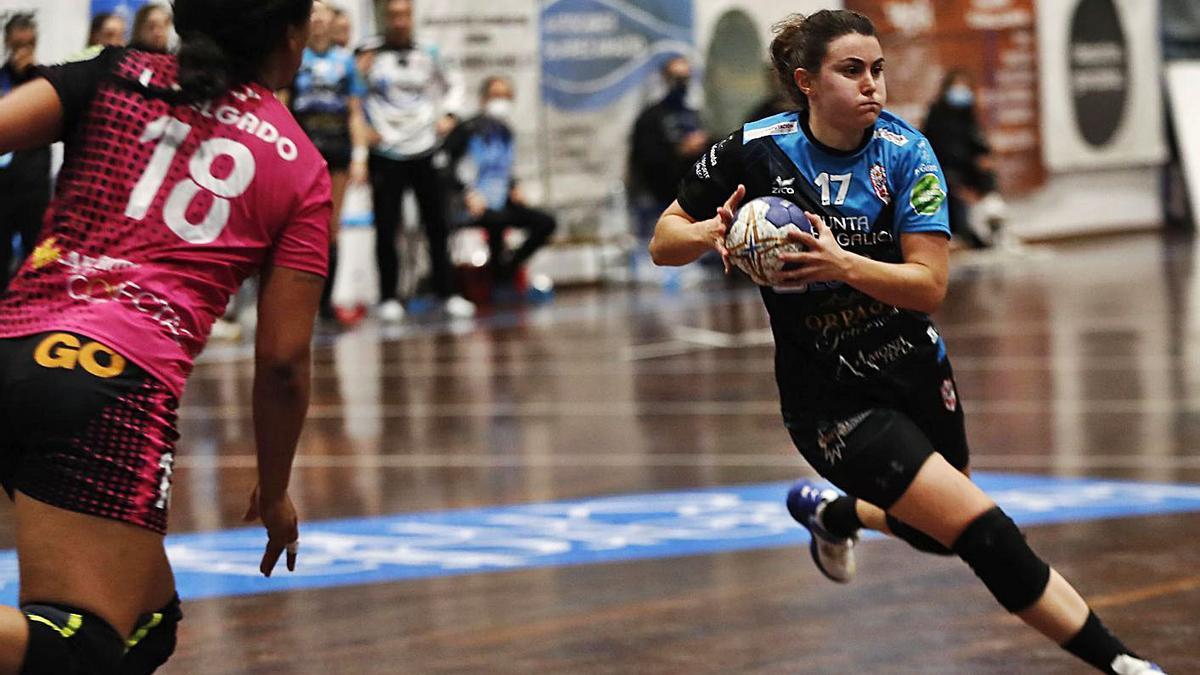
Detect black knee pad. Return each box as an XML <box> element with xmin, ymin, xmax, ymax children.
<box><xmin>886</xmin><ymin>514</ymin><xmax>954</xmax><ymax>556</ymax></box>
<box><xmin>122</xmin><ymin>594</ymin><xmax>183</xmax><ymax>675</ymax></box>
<box><xmin>952</xmin><ymin>507</ymin><xmax>1051</xmax><ymax>613</ymax></box>
<box><xmin>21</xmin><ymin>603</ymin><xmax>124</xmax><ymax>675</ymax></box>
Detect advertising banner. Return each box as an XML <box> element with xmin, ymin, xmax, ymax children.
<box><xmin>1038</xmin><ymin>0</ymin><xmax>1165</xmax><ymax>171</ymax></box>
<box><xmin>540</xmin><ymin>0</ymin><xmax>694</xmax><ymax>111</ymax></box>
<box><xmin>844</xmin><ymin>0</ymin><xmax>1044</xmax><ymax>194</ymax></box>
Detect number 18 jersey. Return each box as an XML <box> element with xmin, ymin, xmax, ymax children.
<box><xmin>0</xmin><ymin>48</ymin><xmax>332</xmax><ymax>397</ymax></box>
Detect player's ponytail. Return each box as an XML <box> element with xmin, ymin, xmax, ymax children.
<box><xmin>173</xmin><ymin>0</ymin><xmax>313</xmax><ymax>102</ymax></box>
<box><xmin>769</xmin><ymin>10</ymin><xmax>876</xmax><ymax>110</ymax></box>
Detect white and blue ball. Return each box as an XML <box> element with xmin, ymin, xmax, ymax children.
<box><xmin>725</xmin><ymin>196</ymin><xmax>810</xmax><ymax>286</ymax></box>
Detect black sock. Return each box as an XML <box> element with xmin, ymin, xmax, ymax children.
<box><xmin>1062</xmin><ymin>610</ymin><xmax>1138</xmax><ymax>674</ymax></box>
<box><xmin>818</xmin><ymin>496</ymin><xmax>862</xmax><ymax>539</ymax></box>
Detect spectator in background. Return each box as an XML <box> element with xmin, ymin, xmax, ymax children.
<box><xmin>131</xmin><ymin>3</ymin><xmax>173</xmax><ymax>52</ymax></box>
<box><xmin>361</xmin><ymin>0</ymin><xmax>474</xmax><ymax>320</ymax></box>
<box><xmin>444</xmin><ymin>76</ymin><xmax>556</xmax><ymax>289</ymax></box>
<box><xmin>922</xmin><ymin>70</ymin><xmax>1001</xmax><ymax>249</ymax></box>
<box><xmin>331</xmin><ymin>6</ymin><xmax>353</xmax><ymax>49</ymax></box>
<box><xmin>0</xmin><ymin>13</ymin><xmax>51</xmax><ymax>290</ymax></box>
<box><xmin>288</xmin><ymin>0</ymin><xmax>369</xmax><ymax>323</ymax></box>
<box><xmin>628</xmin><ymin>56</ymin><xmax>710</xmax><ymax>238</ymax></box>
<box><xmin>88</xmin><ymin>12</ymin><xmax>128</xmax><ymax>48</ymax></box>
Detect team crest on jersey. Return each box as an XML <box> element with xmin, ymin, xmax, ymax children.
<box><xmin>941</xmin><ymin>378</ymin><xmax>958</xmax><ymax>411</ymax></box>
<box><xmin>869</xmin><ymin>165</ymin><xmax>890</xmax><ymax>204</ymax></box>
<box><xmin>874</xmin><ymin>128</ymin><xmax>909</xmax><ymax>147</ymax></box>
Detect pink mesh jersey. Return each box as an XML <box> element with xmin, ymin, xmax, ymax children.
<box><xmin>0</xmin><ymin>48</ymin><xmax>331</xmax><ymax>396</ymax></box>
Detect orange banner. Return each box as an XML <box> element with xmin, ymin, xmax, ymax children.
<box><xmin>843</xmin><ymin>0</ymin><xmax>1044</xmax><ymax>193</ymax></box>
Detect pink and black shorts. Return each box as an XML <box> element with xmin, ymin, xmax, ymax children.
<box><xmin>0</xmin><ymin>332</ymin><xmax>179</xmax><ymax>534</ymax></box>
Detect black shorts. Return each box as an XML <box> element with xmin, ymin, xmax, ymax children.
<box><xmin>312</xmin><ymin>140</ymin><xmax>352</xmax><ymax>172</ymax></box>
<box><xmin>0</xmin><ymin>332</ymin><xmax>180</xmax><ymax>534</ymax></box>
<box><xmin>786</xmin><ymin>358</ymin><xmax>969</xmax><ymax>509</ymax></box>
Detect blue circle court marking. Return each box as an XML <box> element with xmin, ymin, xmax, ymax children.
<box><xmin>2</xmin><ymin>472</ymin><xmax>1199</xmax><ymax>603</ymax></box>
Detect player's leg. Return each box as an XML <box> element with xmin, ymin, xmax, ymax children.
<box><xmin>408</xmin><ymin>156</ymin><xmax>454</xmax><ymax>301</ymax></box>
<box><xmin>320</xmin><ymin>165</ymin><xmax>350</xmax><ymax>320</ymax></box>
<box><xmin>503</xmin><ymin>202</ymin><xmax>557</xmax><ymax>273</ymax></box>
<box><xmin>815</xmin><ymin>363</ymin><xmax>971</xmax><ymax>556</ymax></box>
<box><xmin>369</xmin><ymin>154</ymin><xmax>404</xmax><ymax>307</ymax></box>
<box><xmin>890</xmin><ymin>454</ymin><xmax>1161</xmax><ymax>673</ymax></box>
<box><xmin>0</xmin><ymin>333</ymin><xmax>184</xmax><ymax>674</ymax></box>
<box><xmin>0</xmin><ymin>494</ymin><xmax>176</xmax><ymax>675</ymax></box>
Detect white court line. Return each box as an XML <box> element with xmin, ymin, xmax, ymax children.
<box><xmin>176</xmin><ymin>399</ymin><xmax>1200</xmax><ymax>420</ymax></box>
<box><xmin>173</xmin><ymin>453</ymin><xmax>1200</xmax><ymax>470</ymax></box>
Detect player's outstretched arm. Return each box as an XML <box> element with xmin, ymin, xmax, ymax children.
<box><xmin>649</xmin><ymin>185</ymin><xmax>744</xmax><ymax>268</ymax></box>
<box><xmin>0</xmin><ymin>79</ymin><xmax>63</xmax><ymax>153</ymax></box>
<box><xmin>248</xmin><ymin>265</ymin><xmax>323</xmax><ymax>576</ymax></box>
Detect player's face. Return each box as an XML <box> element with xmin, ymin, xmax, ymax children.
<box><xmin>5</xmin><ymin>27</ymin><xmax>36</xmax><ymax>73</ymax></box>
<box><xmin>139</xmin><ymin>8</ymin><xmax>172</xmax><ymax>51</ymax></box>
<box><xmin>332</xmin><ymin>15</ymin><xmax>351</xmax><ymax>47</ymax></box>
<box><xmin>798</xmin><ymin>32</ymin><xmax>886</xmax><ymax>131</ymax></box>
<box><xmin>96</xmin><ymin>16</ymin><xmax>127</xmax><ymax>47</ymax></box>
<box><xmin>386</xmin><ymin>0</ymin><xmax>414</xmax><ymax>45</ymax></box>
<box><xmin>310</xmin><ymin>2</ymin><xmax>332</xmax><ymax>43</ymax></box>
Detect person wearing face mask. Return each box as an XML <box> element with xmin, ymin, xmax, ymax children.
<box><xmin>443</xmin><ymin>76</ymin><xmax>557</xmax><ymax>289</ymax></box>
<box><xmin>922</xmin><ymin>70</ymin><xmax>998</xmax><ymax>249</ymax></box>
<box><xmin>0</xmin><ymin>13</ymin><xmax>51</xmax><ymax>290</ymax></box>
<box><xmin>628</xmin><ymin>56</ymin><xmax>711</xmax><ymax>241</ymax></box>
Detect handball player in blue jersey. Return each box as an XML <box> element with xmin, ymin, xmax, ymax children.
<box><xmin>650</xmin><ymin>10</ymin><xmax>1164</xmax><ymax>674</ymax></box>
<box><xmin>288</xmin><ymin>0</ymin><xmax>369</xmax><ymax>321</ymax></box>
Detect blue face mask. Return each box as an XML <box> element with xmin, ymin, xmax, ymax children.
<box><xmin>946</xmin><ymin>85</ymin><xmax>974</xmax><ymax>108</ymax></box>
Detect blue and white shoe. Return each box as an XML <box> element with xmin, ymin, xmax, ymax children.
<box><xmin>1112</xmin><ymin>655</ymin><xmax>1167</xmax><ymax>674</ymax></box>
<box><xmin>786</xmin><ymin>480</ymin><xmax>857</xmax><ymax>584</ymax></box>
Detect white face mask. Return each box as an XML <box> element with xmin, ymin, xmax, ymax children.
<box><xmin>484</xmin><ymin>98</ymin><xmax>513</xmax><ymax>123</ymax></box>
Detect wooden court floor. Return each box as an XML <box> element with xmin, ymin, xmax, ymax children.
<box><xmin>6</xmin><ymin>232</ymin><xmax>1200</xmax><ymax>673</ymax></box>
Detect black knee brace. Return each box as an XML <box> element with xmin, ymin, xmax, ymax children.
<box><xmin>952</xmin><ymin>507</ymin><xmax>1051</xmax><ymax>613</ymax></box>
<box><xmin>21</xmin><ymin>603</ymin><xmax>124</xmax><ymax>675</ymax></box>
<box><xmin>121</xmin><ymin>594</ymin><xmax>183</xmax><ymax>675</ymax></box>
<box><xmin>886</xmin><ymin>514</ymin><xmax>954</xmax><ymax>556</ymax></box>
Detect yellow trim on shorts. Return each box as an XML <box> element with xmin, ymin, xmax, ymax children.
<box><xmin>126</xmin><ymin>613</ymin><xmax>164</xmax><ymax>649</ymax></box>
<box><xmin>26</xmin><ymin>612</ymin><xmax>83</xmax><ymax>638</ymax></box>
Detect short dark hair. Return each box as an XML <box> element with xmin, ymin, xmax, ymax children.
<box><xmin>4</xmin><ymin>12</ymin><xmax>35</xmax><ymax>38</ymax></box>
<box><xmin>769</xmin><ymin>10</ymin><xmax>876</xmax><ymax>109</ymax></box>
<box><xmin>479</xmin><ymin>75</ymin><xmax>511</xmax><ymax>99</ymax></box>
<box><xmin>133</xmin><ymin>3</ymin><xmax>171</xmax><ymax>41</ymax></box>
<box><xmin>88</xmin><ymin>12</ymin><xmax>120</xmax><ymax>45</ymax></box>
<box><xmin>173</xmin><ymin>0</ymin><xmax>313</xmax><ymax>101</ymax></box>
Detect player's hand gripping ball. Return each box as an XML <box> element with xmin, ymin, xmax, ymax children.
<box><xmin>724</xmin><ymin>196</ymin><xmax>811</xmax><ymax>286</ymax></box>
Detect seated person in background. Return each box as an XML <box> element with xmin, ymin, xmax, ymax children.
<box><xmin>443</xmin><ymin>76</ymin><xmax>556</xmax><ymax>285</ymax></box>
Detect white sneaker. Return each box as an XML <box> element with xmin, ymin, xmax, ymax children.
<box><xmin>209</xmin><ymin>318</ymin><xmax>242</xmax><ymax>341</ymax></box>
<box><xmin>786</xmin><ymin>480</ymin><xmax>857</xmax><ymax>584</ymax></box>
<box><xmin>444</xmin><ymin>295</ymin><xmax>476</xmax><ymax>318</ymax></box>
<box><xmin>378</xmin><ymin>299</ymin><xmax>405</xmax><ymax>322</ymax></box>
<box><xmin>1112</xmin><ymin>655</ymin><xmax>1166</xmax><ymax>675</ymax></box>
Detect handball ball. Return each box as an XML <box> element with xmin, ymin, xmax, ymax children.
<box><xmin>725</xmin><ymin>196</ymin><xmax>810</xmax><ymax>286</ymax></box>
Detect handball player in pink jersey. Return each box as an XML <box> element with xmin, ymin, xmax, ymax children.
<box><xmin>0</xmin><ymin>0</ymin><xmax>329</xmax><ymax>672</ymax></box>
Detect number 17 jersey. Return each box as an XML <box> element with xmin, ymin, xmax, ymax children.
<box><xmin>0</xmin><ymin>48</ymin><xmax>332</xmax><ymax>397</ymax></box>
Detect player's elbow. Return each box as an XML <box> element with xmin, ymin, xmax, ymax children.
<box><xmin>918</xmin><ymin>278</ymin><xmax>949</xmax><ymax>314</ymax></box>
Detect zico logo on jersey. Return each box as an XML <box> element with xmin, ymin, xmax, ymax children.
<box><xmin>910</xmin><ymin>173</ymin><xmax>946</xmax><ymax>216</ymax></box>
<box><xmin>33</xmin><ymin>333</ymin><xmax>127</xmax><ymax>378</ymax></box>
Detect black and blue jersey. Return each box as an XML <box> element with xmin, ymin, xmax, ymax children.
<box><xmin>677</xmin><ymin>110</ymin><xmax>953</xmax><ymax>423</ymax></box>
